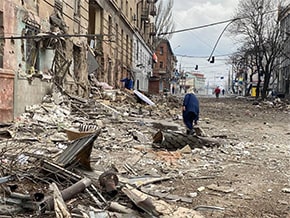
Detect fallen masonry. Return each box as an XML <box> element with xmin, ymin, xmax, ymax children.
<box><xmin>0</xmin><ymin>87</ymin><xmax>214</xmax><ymax>217</ymax></box>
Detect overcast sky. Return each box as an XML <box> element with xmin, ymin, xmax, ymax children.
<box><xmin>169</xmin><ymin>0</ymin><xmax>241</xmax><ymax>89</ymax></box>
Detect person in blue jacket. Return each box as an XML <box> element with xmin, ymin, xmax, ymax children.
<box><xmin>121</xmin><ymin>75</ymin><xmax>134</xmax><ymax>90</ymax></box>
<box><xmin>182</xmin><ymin>90</ymin><xmax>199</xmax><ymax>135</ymax></box>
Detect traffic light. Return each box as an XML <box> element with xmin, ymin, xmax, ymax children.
<box><xmin>210</xmin><ymin>56</ymin><xmax>215</xmax><ymax>63</ymax></box>
<box><xmin>195</xmin><ymin>65</ymin><xmax>198</xmax><ymax>70</ymax></box>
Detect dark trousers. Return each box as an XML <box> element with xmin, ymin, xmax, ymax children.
<box><xmin>183</xmin><ymin>111</ymin><xmax>197</xmax><ymax>130</ymax></box>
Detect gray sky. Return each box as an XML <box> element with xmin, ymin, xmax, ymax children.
<box><xmin>170</xmin><ymin>0</ymin><xmax>241</xmax><ymax>89</ymax></box>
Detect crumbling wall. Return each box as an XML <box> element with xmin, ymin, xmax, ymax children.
<box><xmin>90</xmin><ymin>2</ymin><xmax>133</xmax><ymax>89</ymax></box>
<box><xmin>2</xmin><ymin>0</ymin><xmax>91</xmax><ymax>119</ymax></box>
<box><xmin>1</xmin><ymin>1</ymin><xmax>52</xmax><ymax>119</ymax></box>
<box><xmin>47</xmin><ymin>0</ymin><xmax>90</xmax><ymax>97</ymax></box>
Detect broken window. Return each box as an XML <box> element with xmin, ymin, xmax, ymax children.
<box><xmin>121</xmin><ymin>0</ymin><xmax>123</xmax><ymax>11</ymax></box>
<box><xmin>23</xmin><ymin>18</ymin><xmax>40</xmax><ymax>74</ymax></box>
<box><xmin>74</xmin><ymin>0</ymin><xmax>81</xmax><ymax>33</ymax></box>
<box><xmin>73</xmin><ymin>45</ymin><xmax>81</xmax><ymax>81</ymax></box>
<box><xmin>126</xmin><ymin>34</ymin><xmax>129</xmax><ymax>65</ymax></box>
<box><xmin>126</xmin><ymin>1</ymin><xmax>128</xmax><ymax>16</ymax></box>
<box><xmin>130</xmin><ymin>8</ymin><xmax>132</xmax><ymax>21</ymax></box>
<box><xmin>130</xmin><ymin>39</ymin><xmax>132</xmax><ymax>64</ymax></box>
<box><xmin>121</xmin><ymin>29</ymin><xmax>124</xmax><ymax>60</ymax></box>
<box><xmin>74</xmin><ymin>0</ymin><xmax>80</xmax><ymax>17</ymax></box>
<box><xmin>115</xmin><ymin>23</ymin><xmax>119</xmax><ymax>60</ymax></box>
<box><xmin>108</xmin><ymin>57</ymin><xmax>112</xmax><ymax>84</ymax></box>
<box><xmin>160</xmin><ymin>46</ymin><xmax>163</xmax><ymax>55</ymax></box>
<box><xmin>108</xmin><ymin>16</ymin><xmax>112</xmax><ymax>41</ymax></box>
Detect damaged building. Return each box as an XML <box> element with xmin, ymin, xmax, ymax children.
<box><xmin>0</xmin><ymin>0</ymin><xmax>158</xmax><ymax>122</ymax></box>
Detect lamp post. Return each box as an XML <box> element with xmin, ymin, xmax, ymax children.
<box><xmin>207</xmin><ymin>18</ymin><xmax>239</xmax><ymax>63</ymax></box>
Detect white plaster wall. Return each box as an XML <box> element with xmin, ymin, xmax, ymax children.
<box><xmin>132</xmin><ymin>34</ymin><xmax>152</xmax><ymax>92</ymax></box>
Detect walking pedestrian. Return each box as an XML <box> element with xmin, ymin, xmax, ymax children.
<box><xmin>182</xmin><ymin>90</ymin><xmax>199</xmax><ymax>135</ymax></box>
<box><xmin>214</xmin><ymin>86</ymin><xmax>221</xmax><ymax>98</ymax></box>
<box><xmin>222</xmin><ymin>89</ymin><xmax>225</xmax><ymax>95</ymax></box>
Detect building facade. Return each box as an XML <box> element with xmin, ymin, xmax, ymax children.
<box><xmin>0</xmin><ymin>0</ymin><xmax>157</xmax><ymax>122</ymax></box>
<box><xmin>278</xmin><ymin>4</ymin><xmax>290</xmax><ymax>96</ymax></box>
<box><xmin>149</xmin><ymin>39</ymin><xmax>176</xmax><ymax>94</ymax></box>
<box><xmin>88</xmin><ymin>0</ymin><xmax>156</xmax><ymax>92</ymax></box>
<box><xmin>0</xmin><ymin>0</ymin><xmax>90</xmax><ymax>121</ymax></box>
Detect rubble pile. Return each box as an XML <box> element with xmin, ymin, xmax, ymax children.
<box><xmin>259</xmin><ymin>98</ymin><xmax>290</xmax><ymax>111</ymax></box>
<box><xmin>1</xmin><ymin>86</ymin><xmax>289</xmax><ymax>217</ymax></box>
<box><xmin>0</xmin><ymin>88</ymin><xmax>211</xmax><ymax>218</ymax></box>
<box><xmin>245</xmin><ymin>96</ymin><xmax>290</xmax><ymax>111</ymax></box>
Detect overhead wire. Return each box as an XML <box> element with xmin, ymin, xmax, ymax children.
<box><xmin>175</xmin><ymin>53</ymin><xmax>234</xmax><ymax>58</ymax></box>
<box><xmin>159</xmin><ymin>9</ymin><xmax>278</xmax><ymax>36</ymax></box>
<box><xmin>158</xmin><ymin>18</ymin><xmax>236</xmax><ymax>36</ymax></box>
<box><xmin>165</xmin><ymin>8</ymin><xmax>279</xmax><ymax>62</ymax></box>
<box><xmin>172</xmin><ymin>9</ymin><xmax>216</xmax><ymax>53</ymax></box>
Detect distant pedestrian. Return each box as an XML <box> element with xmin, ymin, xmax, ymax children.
<box><xmin>214</xmin><ymin>86</ymin><xmax>221</xmax><ymax>98</ymax></box>
<box><xmin>182</xmin><ymin>90</ymin><xmax>199</xmax><ymax>135</ymax></box>
<box><xmin>222</xmin><ymin>89</ymin><xmax>225</xmax><ymax>95</ymax></box>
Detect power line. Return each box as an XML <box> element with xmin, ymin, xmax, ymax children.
<box><xmin>158</xmin><ymin>18</ymin><xmax>236</xmax><ymax>36</ymax></box>
<box><xmin>160</xmin><ymin>9</ymin><xmax>278</xmax><ymax>36</ymax></box>
<box><xmin>173</xmin><ymin>14</ymin><xmax>216</xmax><ymax>54</ymax></box>
<box><xmin>175</xmin><ymin>53</ymin><xmax>233</xmax><ymax>58</ymax></box>
<box><xmin>165</xmin><ymin>8</ymin><xmax>279</xmax><ymax>63</ymax></box>
<box><xmin>182</xmin><ymin>63</ymin><xmax>229</xmax><ymax>69</ymax></box>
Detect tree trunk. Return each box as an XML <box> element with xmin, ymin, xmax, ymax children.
<box><xmin>246</xmin><ymin>73</ymin><xmax>254</xmax><ymax>96</ymax></box>
<box><xmin>256</xmin><ymin>71</ymin><xmax>262</xmax><ymax>99</ymax></box>
<box><xmin>152</xmin><ymin>130</ymin><xmax>221</xmax><ymax>151</ymax></box>
<box><xmin>262</xmin><ymin>70</ymin><xmax>271</xmax><ymax>100</ymax></box>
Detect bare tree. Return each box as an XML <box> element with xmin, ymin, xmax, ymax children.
<box><xmin>155</xmin><ymin>0</ymin><xmax>175</xmax><ymax>45</ymax></box>
<box><xmin>230</xmin><ymin>42</ymin><xmax>262</xmax><ymax>96</ymax></box>
<box><xmin>230</xmin><ymin>0</ymin><xmax>289</xmax><ymax>99</ymax></box>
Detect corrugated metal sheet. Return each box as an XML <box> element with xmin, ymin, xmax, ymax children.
<box><xmin>56</xmin><ymin>131</ymin><xmax>100</xmax><ymax>170</ymax></box>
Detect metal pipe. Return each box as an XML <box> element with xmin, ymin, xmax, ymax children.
<box><xmin>0</xmin><ymin>33</ymin><xmax>111</xmax><ymax>40</ymax></box>
<box><xmin>44</xmin><ymin>177</ymin><xmax>92</xmax><ymax>211</ymax></box>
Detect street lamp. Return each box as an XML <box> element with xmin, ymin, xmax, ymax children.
<box><xmin>208</xmin><ymin>18</ymin><xmax>239</xmax><ymax>63</ymax></box>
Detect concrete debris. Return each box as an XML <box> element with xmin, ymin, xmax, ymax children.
<box><xmin>1</xmin><ymin>87</ymin><xmax>289</xmax><ymax>217</ymax></box>
<box><xmin>0</xmin><ymin>87</ymin><xmax>208</xmax><ymax>217</ymax></box>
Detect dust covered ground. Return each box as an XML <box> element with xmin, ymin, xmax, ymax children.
<box><xmin>168</xmin><ymin>96</ymin><xmax>290</xmax><ymax>217</ymax></box>
<box><xmin>89</xmin><ymin>95</ymin><xmax>290</xmax><ymax>217</ymax></box>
